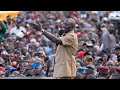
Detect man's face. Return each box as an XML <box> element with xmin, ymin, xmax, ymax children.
<box><xmin>62</xmin><ymin>18</ymin><xmax>75</xmax><ymax>33</ymax></box>
<box><xmin>7</xmin><ymin>19</ymin><xmax>12</xmax><ymax>23</ymax></box>
<box><xmin>37</xmin><ymin>37</ymin><xmax>41</xmax><ymax>42</ymax></box>
<box><xmin>107</xmin><ymin>63</ymin><xmax>115</xmax><ymax>70</ymax></box>
<box><xmin>30</xmin><ymin>41</ymin><xmax>36</xmax><ymax>46</ymax></box>
<box><xmin>16</xmin><ymin>23</ymin><xmax>21</xmax><ymax>28</ymax></box>
<box><xmin>10</xmin><ymin>54</ymin><xmax>15</xmax><ymax>60</ymax></box>
<box><xmin>22</xmin><ymin>49</ymin><xmax>27</xmax><ymax>55</ymax></box>
<box><xmin>23</xmin><ymin>62</ymin><xmax>29</xmax><ymax>69</ymax></box>
<box><xmin>62</xmin><ymin>20</ymin><xmax>70</xmax><ymax>32</ymax></box>
<box><xmin>108</xmin><ymin>24</ymin><xmax>114</xmax><ymax>33</ymax></box>
<box><xmin>117</xmin><ymin>49</ymin><xmax>120</xmax><ymax>55</ymax></box>
<box><xmin>12</xmin><ymin>35</ymin><xmax>17</xmax><ymax>40</ymax></box>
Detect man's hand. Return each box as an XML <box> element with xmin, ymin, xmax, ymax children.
<box><xmin>30</xmin><ymin>21</ymin><xmax>62</xmax><ymax>45</ymax></box>
<box><xmin>29</xmin><ymin>21</ymin><xmax>43</xmax><ymax>31</ymax></box>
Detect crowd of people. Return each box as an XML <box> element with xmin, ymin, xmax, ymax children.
<box><xmin>0</xmin><ymin>11</ymin><xmax>120</xmax><ymax>79</ymax></box>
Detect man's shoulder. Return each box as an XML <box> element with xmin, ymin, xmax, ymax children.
<box><xmin>20</xmin><ymin>26</ymin><xmax>26</xmax><ymax>30</ymax></box>
<box><xmin>66</xmin><ymin>32</ymin><xmax>77</xmax><ymax>37</ymax></box>
<box><xmin>11</xmin><ymin>27</ymin><xmax>16</xmax><ymax>30</ymax></box>
<box><xmin>102</xmin><ymin>31</ymin><xmax>109</xmax><ymax>36</ymax></box>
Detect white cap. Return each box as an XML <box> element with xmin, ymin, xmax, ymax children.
<box><xmin>12</xmin><ymin>61</ymin><xmax>17</xmax><ymax>65</ymax></box>
<box><xmin>102</xmin><ymin>17</ymin><xmax>108</xmax><ymax>21</ymax></box>
<box><xmin>30</xmin><ymin>38</ymin><xmax>36</xmax><ymax>43</ymax></box>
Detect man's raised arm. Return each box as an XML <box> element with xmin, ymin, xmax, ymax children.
<box><xmin>29</xmin><ymin>22</ymin><xmax>62</xmax><ymax>45</ymax></box>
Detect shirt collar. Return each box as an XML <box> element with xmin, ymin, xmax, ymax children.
<box><xmin>66</xmin><ymin>30</ymin><xmax>74</xmax><ymax>34</ymax></box>
<box><xmin>61</xmin><ymin>30</ymin><xmax>74</xmax><ymax>36</ymax></box>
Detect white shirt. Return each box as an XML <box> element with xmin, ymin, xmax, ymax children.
<box><xmin>10</xmin><ymin>26</ymin><xmax>26</xmax><ymax>38</ymax></box>
<box><xmin>110</xmin><ymin>54</ymin><xmax>118</xmax><ymax>61</ymax></box>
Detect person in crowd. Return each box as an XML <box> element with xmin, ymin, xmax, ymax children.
<box><xmin>30</xmin><ymin>18</ymin><xmax>78</xmax><ymax>79</ymax></box>
<box><xmin>100</xmin><ymin>23</ymin><xmax>117</xmax><ymax>53</ymax></box>
<box><xmin>0</xmin><ymin>11</ymin><xmax>119</xmax><ymax>79</ymax></box>
<box><xmin>10</xmin><ymin>18</ymin><xmax>26</xmax><ymax>38</ymax></box>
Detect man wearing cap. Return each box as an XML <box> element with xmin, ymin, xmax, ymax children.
<box><xmin>108</xmin><ymin>46</ymin><xmax>120</xmax><ymax>65</ymax></box>
<box><xmin>10</xmin><ymin>18</ymin><xmax>26</xmax><ymax>38</ymax></box>
<box><xmin>98</xmin><ymin>66</ymin><xmax>110</xmax><ymax>79</ymax></box>
<box><xmin>30</xmin><ymin>18</ymin><xmax>78</xmax><ymax>79</ymax></box>
<box><xmin>110</xmin><ymin>67</ymin><xmax>120</xmax><ymax>79</ymax></box>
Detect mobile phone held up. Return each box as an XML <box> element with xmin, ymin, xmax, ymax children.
<box><xmin>33</xmin><ymin>52</ymin><xmax>41</xmax><ymax>57</ymax></box>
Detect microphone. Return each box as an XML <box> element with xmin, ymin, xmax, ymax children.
<box><xmin>58</xmin><ymin>30</ymin><xmax>65</xmax><ymax>36</ymax></box>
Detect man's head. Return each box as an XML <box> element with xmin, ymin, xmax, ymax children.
<box><xmin>110</xmin><ymin>74</ymin><xmax>120</xmax><ymax>79</ymax></box>
<box><xmin>9</xmin><ymin>53</ymin><xmax>15</xmax><ymax>60</ymax></box>
<box><xmin>30</xmin><ymin>38</ymin><xmax>37</xmax><ymax>45</ymax></box>
<box><xmin>106</xmin><ymin>60</ymin><xmax>115</xmax><ymax>69</ymax></box>
<box><xmin>62</xmin><ymin>18</ymin><xmax>76</xmax><ymax>33</ymax></box>
<box><xmin>26</xmin><ymin>70</ymin><xmax>34</xmax><ymax>77</ymax></box>
<box><xmin>82</xmin><ymin>68</ymin><xmax>94</xmax><ymax>79</ymax></box>
<box><xmin>11</xmin><ymin>34</ymin><xmax>17</xmax><ymax>40</ymax></box>
<box><xmin>106</xmin><ymin>60</ymin><xmax>116</xmax><ymax>75</ymax></box>
<box><xmin>107</xmin><ymin>23</ymin><xmax>115</xmax><ymax>34</ymax></box>
<box><xmin>86</xmin><ymin>42</ymin><xmax>94</xmax><ymax>52</ymax></box>
<box><xmin>12</xmin><ymin>61</ymin><xmax>17</xmax><ymax>68</ymax></box>
<box><xmin>21</xmin><ymin>47</ymin><xmax>27</xmax><ymax>55</ymax></box>
<box><xmin>6</xmin><ymin>15</ymin><xmax>12</xmax><ymax>23</ymax></box>
<box><xmin>16</xmin><ymin>18</ymin><xmax>22</xmax><ymax>29</ymax></box>
<box><xmin>98</xmin><ymin>66</ymin><xmax>110</xmax><ymax>78</ymax></box>
<box><xmin>114</xmin><ymin>46</ymin><xmax>120</xmax><ymax>55</ymax></box>
<box><xmin>86</xmin><ymin>74</ymin><xmax>97</xmax><ymax>79</ymax></box>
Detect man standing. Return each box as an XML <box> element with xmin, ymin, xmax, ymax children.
<box><xmin>6</xmin><ymin>15</ymin><xmax>13</xmax><ymax>33</ymax></box>
<box><xmin>30</xmin><ymin>18</ymin><xmax>78</xmax><ymax>79</ymax></box>
<box><xmin>100</xmin><ymin>23</ymin><xmax>116</xmax><ymax>53</ymax></box>
<box><xmin>10</xmin><ymin>18</ymin><xmax>26</xmax><ymax>38</ymax></box>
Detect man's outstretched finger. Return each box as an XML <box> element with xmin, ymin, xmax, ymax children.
<box><xmin>36</xmin><ymin>21</ymin><xmax>42</xmax><ymax>28</ymax></box>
